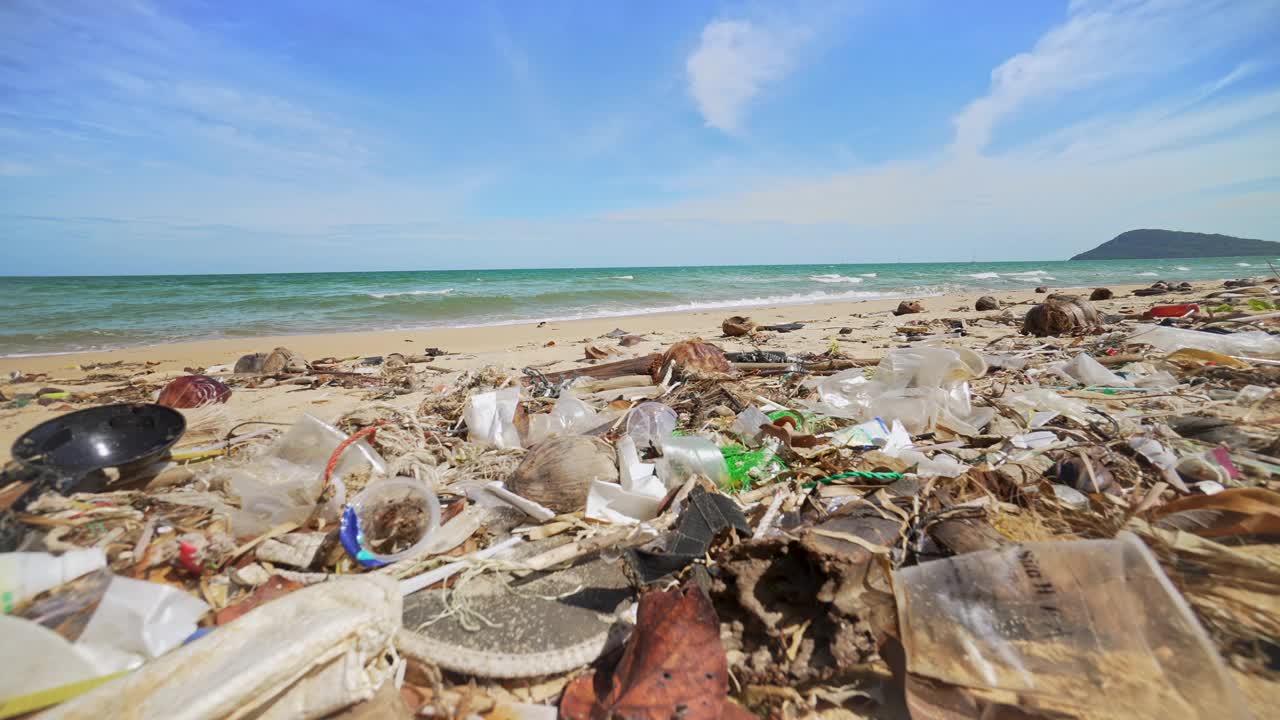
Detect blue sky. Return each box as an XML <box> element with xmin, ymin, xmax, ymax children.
<box><xmin>2</xmin><ymin>0</ymin><xmax>1278</xmax><ymax>275</ymax></box>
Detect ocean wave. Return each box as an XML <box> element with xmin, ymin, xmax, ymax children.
<box><xmin>1174</xmin><ymin>266</ymin><xmax>1190</xmax><ymax>271</ymax></box>
<box><xmin>1236</xmin><ymin>262</ymin><xmax>1252</xmax><ymax>267</ymax></box>
<box><xmin>809</xmin><ymin>274</ymin><xmax>863</xmax><ymax>284</ymax></box>
<box><xmin>454</xmin><ymin>288</ymin><xmax>921</xmax><ymax>328</ymax></box>
<box><xmin>965</xmin><ymin>272</ymin><xmax>1001</xmax><ymax>279</ymax></box>
<box><xmin>859</xmin><ymin>273</ymin><xmax>878</xmax><ymax>277</ymax></box>
<box><xmin>367</xmin><ymin>288</ymin><xmax>454</xmax><ymax>298</ymax></box>
<box><xmin>1006</xmin><ymin>270</ymin><xmax>1050</xmax><ymax>277</ymax></box>
<box><xmin>609</xmin><ymin>275</ymin><xmax>634</xmax><ymax>280</ymax></box>
<box><xmin>1135</xmin><ymin>272</ymin><xmax>1159</xmax><ymax>277</ymax></box>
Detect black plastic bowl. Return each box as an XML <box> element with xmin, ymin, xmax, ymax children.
<box><xmin>12</xmin><ymin>403</ymin><xmax>186</xmax><ymax>476</ymax></box>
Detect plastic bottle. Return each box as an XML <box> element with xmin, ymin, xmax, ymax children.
<box><xmin>657</xmin><ymin>436</ymin><xmax>730</xmax><ymax>489</ymax></box>
<box><xmin>0</xmin><ymin>549</ymin><xmax>106</xmax><ymax>613</ymax></box>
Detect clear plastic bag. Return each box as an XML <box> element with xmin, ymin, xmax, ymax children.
<box><xmin>526</xmin><ymin>394</ymin><xmax>599</xmax><ymax>445</ymax></box>
<box><xmin>213</xmin><ymin>414</ymin><xmax>387</xmax><ymax>536</ymax></box>
<box><xmin>804</xmin><ymin>348</ymin><xmax>991</xmax><ymax>434</ymax></box>
<box><xmin>1128</xmin><ymin>326</ymin><xmax>1280</xmax><ymax>357</ymax></box>
<box><xmin>462</xmin><ymin>388</ymin><xmax>522</xmax><ymax>448</ymax></box>
<box><xmin>731</xmin><ymin>406</ymin><xmax>772</xmax><ymax>447</ymax></box>
<box><xmin>1004</xmin><ymin>388</ymin><xmax>1093</xmax><ymax>425</ymax></box>
<box><xmin>893</xmin><ymin>532</ymin><xmax>1246</xmax><ymax>719</ymax></box>
<box><xmin>1053</xmin><ymin>353</ymin><xmax>1132</xmax><ymax>387</ymax></box>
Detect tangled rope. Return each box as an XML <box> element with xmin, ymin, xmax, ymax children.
<box><xmin>522</xmin><ymin>366</ymin><xmax>574</xmax><ymax>398</ymax></box>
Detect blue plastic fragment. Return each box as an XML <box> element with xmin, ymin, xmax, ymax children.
<box><xmin>339</xmin><ymin>505</ymin><xmax>388</xmax><ymax>568</ymax></box>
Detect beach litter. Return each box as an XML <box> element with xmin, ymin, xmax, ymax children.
<box><xmin>2</xmin><ymin>277</ymin><xmax>1279</xmax><ymax>718</ymax></box>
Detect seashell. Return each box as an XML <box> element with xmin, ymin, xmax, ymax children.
<box><xmin>1023</xmin><ymin>294</ymin><xmax>1101</xmax><ymax>337</ymax></box>
<box><xmin>508</xmin><ymin>436</ymin><xmax>619</xmax><ymax>513</ymax></box>
<box><xmin>157</xmin><ymin>375</ymin><xmax>232</xmax><ymax>408</ymax></box>
<box><xmin>650</xmin><ymin>339</ymin><xmax>732</xmax><ymax>381</ymax></box>
<box><xmin>721</xmin><ymin>316</ymin><xmax>755</xmax><ymax>337</ymax></box>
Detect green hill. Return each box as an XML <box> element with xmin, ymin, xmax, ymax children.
<box><xmin>1071</xmin><ymin>229</ymin><xmax>1279</xmax><ymax>260</ymax></box>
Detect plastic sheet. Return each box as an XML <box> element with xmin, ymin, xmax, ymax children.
<box><xmin>894</xmin><ymin>533</ymin><xmax>1246</xmax><ymax>719</ymax></box>
<box><xmin>1129</xmin><ymin>437</ymin><xmax>1188</xmax><ymax>492</ymax></box>
<box><xmin>803</xmin><ymin>347</ymin><xmax>992</xmax><ymax>435</ymax></box>
<box><xmin>1117</xmin><ymin>362</ymin><xmax>1180</xmax><ymax>389</ymax></box>
<box><xmin>1234</xmin><ymin>384</ymin><xmax>1273</xmax><ymax>405</ymax></box>
<box><xmin>39</xmin><ymin>576</ymin><xmax>402</xmax><ymax>720</ymax></box>
<box><xmin>0</xmin><ymin>614</ymin><xmax>100</xmax><ymax>704</ymax></box>
<box><xmin>0</xmin><ymin>549</ymin><xmax>105</xmax><ymax>613</ymax></box>
<box><xmin>585</xmin><ymin>437</ymin><xmax>666</xmax><ymax>524</ymax></box>
<box><xmin>74</xmin><ymin>575</ymin><xmax>209</xmax><ymax>674</ymax></box>
<box><xmin>1004</xmin><ymin>388</ymin><xmax>1093</xmax><ymax>425</ymax></box>
<box><xmin>730</xmin><ymin>406</ymin><xmax>771</xmax><ymax>447</ymax></box>
<box><xmin>1053</xmin><ymin>353</ymin><xmax>1132</xmax><ymax>387</ymax></box>
<box><xmin>1128</xmin><ymin>326</ymin><xmax>1280</xmax><ymax>357</ymax></box>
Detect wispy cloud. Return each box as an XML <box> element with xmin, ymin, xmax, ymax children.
<box><xmin>686</xmin><ymin>16</ymin><xmax>811</xmax><ymax>134</ymax></box>
<box><xmin>950</xmin><ymin>0</ymin><xmax>1277</xmax><ymax>155</ymax></box>
<box><xmin>617</xmin><ymin>0</ymin><xmax>1280</xmax><ymax>258</ymax></box>
<box><xmin>0</xmin><ymin>0</ymin><xmax>371</xmax><ymax>180</ymax></box>
<box><xmin>0</xmin><ymin>162</ymin><xmax>36</xmax><ymax>176</ymax></box>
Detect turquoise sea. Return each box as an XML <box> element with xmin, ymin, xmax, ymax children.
<box><xmin>2</xmin><ymin>257</ymin><xmax>1276</xmax><ymax>357</ymax></box>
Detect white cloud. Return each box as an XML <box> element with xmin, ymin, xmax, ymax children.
<box><xmin>605</xmin><ymin>0</ymin><xmax>1280</xmax><ymax>260</ymax></box>
<box><xmin>950</xmin><ymin>0</ymin><xmax>1278</xmax><ymax>155</ymax></box>
<box><xmin>613</xmin><ymin>47</ymin><xmax>1280</xmax><ymax>260</ymax></box>
<box><xmin>686</xmin><ymin>18</ymin><xmax>807</xmax><ymax>133</ymax></box>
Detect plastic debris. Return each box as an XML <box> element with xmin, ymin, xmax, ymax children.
<box><xmin>462</xmin><ymin>387</ymin><xmax>522</xmax><ymax>448</ymax></box>
<box><xmin>4</xmin><ymin>273</ymin><xmax>1278</xmax><ymax>719</ymax></box>
<box><xmin>893</xmin><ymin>533</ymin><xmax>1247</xmax><ymax>720</ymax></box>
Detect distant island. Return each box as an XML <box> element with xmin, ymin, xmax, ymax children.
<box><xmin>1071</xmin><ymin>229</ymin><xmax>1279</xmax><ymax>260</ymax></box>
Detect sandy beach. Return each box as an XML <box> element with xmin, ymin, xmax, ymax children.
<box><xmin>0</xmin><ymin>284</ymin><xmax>1154</xmax><ymax>459</ymax></box>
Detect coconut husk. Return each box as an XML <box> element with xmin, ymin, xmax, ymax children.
<box><xmin>1090</xmin><ymin>288</ymin><xmax>1114</xmax><ymax>301</ymax></box>
<box><xmin>975</xmin><ymin>296</ymin><xmax>1000</xmax><ymax>311</ymax></box>
<box><xmin>1034</xmin><ymin>286</ymin><xmax>1049</xmax><ymax>294</ymax></box>
<box><xmin>722</xmin><ymin>316</ymin><xmax>755</xmax><ymax>337</ymax></box>
<box><xmin>508</xmin><ymin>436</ymin><xmax>619</xmax><ymax>513</ymax></box>
<box><xmin>262</xmin><ymin>347</ymin><xmax>309</xmax><ymax>374</ymax></box>
<box><xmin>651</xmin><ymin>340</ymin><xmax>732</xmax><ymax>381</ymax></box>
<box><xmin>1022</xmin><ymin>294</ymin><xmax>1101</xmax><ymax>337</ymax></box>
<box><xmin>157</xmin><ymin>375</ymin><xmax>232</xmax><ymax>409</ymax></box>
<box><xmin>234</xmin><ymin>353</ymin><xmax>268</xmax><ymax>374</ymax></box>
<box><xmin>893</xmin><ymin>301</ymin><xmax>925</xmax><ymax>316</ymax></box>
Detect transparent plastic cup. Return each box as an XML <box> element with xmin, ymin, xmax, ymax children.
<box><xmin>625</xmin><ymin>402</ymin><xmax>678</xmax><ymax>450</ymax></box>
<box><xmin>344</xmin><ymin>477</ymin><xmax>441</xmax><ymax>566</ymax></box>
